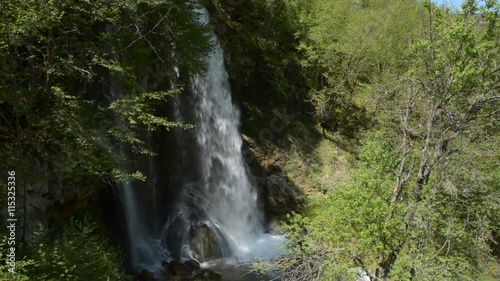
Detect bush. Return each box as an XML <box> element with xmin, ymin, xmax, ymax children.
<box><xmin>26</xmin><ymin>220</ymin><xmax>122</xmax><ymax>281</ymax></box>
<box><xmin>0</xmin><ymin>237</ymin><xmax>33</xmax><ymax>281</ymax></box>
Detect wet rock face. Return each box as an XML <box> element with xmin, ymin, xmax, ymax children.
<box><xmin>162</xmin><ymin>200</ymin><xmax>232</xmax><ymax>261</ymax></box>
<box><xmin>260</xmin><ymin>174</ymin><xmax>304</xmax><ymax>219</ymax></box>
<box><xmin>189</xmin><ymin>221</ymin><xmax>230</xmax><ymax>261</ymax></box>
<box><xmin>23</xmin><ymin>166</ymin><xmax>100</xmax><ymax>241</ymax></box>
<box><xmin>241</xmin><ymin>135</ymin><xmax>304</xmax><ymax>222</ymax></box>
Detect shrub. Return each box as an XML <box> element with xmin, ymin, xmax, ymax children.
<box><xmin>0</xmin><ymin>237</ymin><xmax>33</xmax><ymax>281</ymax></box>
<box><xmin>26</xmin><ymin>220</ymin><xmax>122</xmax><ymax>281</ymax></box>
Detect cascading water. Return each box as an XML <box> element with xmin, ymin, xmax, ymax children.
<box><xmin>116</xmin><ymin>5</ymin><xmax>285</xmax><ymax>276</ymax></box>
<box><xmin>110</xmin><ymin>81</ymin><xmax>169</xmax><ymax>271</ymax></box>
<box><xmin>121</xmin><ymin>180</ymin><xmax>168</xmax><ymax>270</ymax></box>
<box><xmin>162</xmin><ymin>7</ymin><xmax>285</xmax><ymax>262</ymax></box>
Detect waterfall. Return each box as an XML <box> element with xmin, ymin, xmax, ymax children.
<box><xmin>107</xmin><ymin>65</ymin><xmax>169</xmax><ymax>271</ymax></box>
<box><xmin>121</xmin><ymin>180</ymin><xmax>167</xmax><ymax>269</ymax></box>
<box><xmin>116</xmin><ymin>5</ymin><xmax>285</xmax><ymax>273</ymax></box>
<box><xmin>162</xmin><ymin>7</ymin><xmax>285</xmax><ymax>262</ymax></box>
<box><xmin>191</xmin><ymin>6</ymin><xmax>264</xmax><ymax>252</ymax></box>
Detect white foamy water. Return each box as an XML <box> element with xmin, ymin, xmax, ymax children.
<box><xmin>165</xmin><ymin>6</ymin><xmax>286</xmax><ymax>262</ymax></box>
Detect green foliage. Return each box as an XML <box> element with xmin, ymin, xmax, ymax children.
<box><xmin>399</xmin><ymin>135</ymin><xmax>500</xmax><ymax>280</ymax></box>
<box><xmin>0</xmin><ymin>220</ymin><xmax>122</xmax><ymax>281</ymax></box>
<box><xmin>209</xmin><ymin>0</ymin><xmax>308</xmax><ymax>102</ymax></box>
<box><xmin>273</xmin><ymin>1</ymin><xmax>499</xmax><ymax>280</ymax></box>
<box><xmin>108</xmin><ymin>89</ymin><xmax>193</xmax><ymax>157</ymax></box>
<box><xmin>109</xmin><ymin>90</ymin><xmax>189</xmax><ymax>132</ymax></box>
<box><xmin>26</xmin><ymin>220</ymin><xmax>122</xmax><ymax>281</ymax></box>
<box><xmin>0</xmin><ymin>0</ymin><xmax>211</xmax><ymax>231</ymax></box>
<box><xmin>280</xmin><ymin>129</ymin><xmax>498</xmax><ymax>280</ymax></box>
<box><xmin>0</xmin><ymin>5</ymin><xmax>212</xmax><ymax>280</ymax></box>
<box><xmin>0</xmin><ymin>0</ymin><xmax>498</xmax><ymax>280</ymax></box>
<box><xmin>287</xmin><ymin>130</ymin><xmax>402</xmax><ymax>280</ymax></box>
<box><xmin>291</xmin><ymin>0</ymin><xmax>428</xmax><ymax>135</ymax></box>
<box><xmin>0</xmin><ymin>238</ymin><xmax>33</xmax><ymax>281</ymax></box>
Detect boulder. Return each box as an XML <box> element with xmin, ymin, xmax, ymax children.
<box><xmin>189</xmin><ymin>221</ymin><xmax>228</xmax><ymax>260</ymax></box>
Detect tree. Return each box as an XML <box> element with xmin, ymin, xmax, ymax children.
<box><xmin>271</xmin><ymin>1</ymin><xmax>499</xmax><ymax>280</ymax></box>
<box><xmin>383</xmin><ymin>0</ymin><xmax>500</xmax><ymax>278</ymax></box>
<box><xmin>0</xmin><ymin>0</ymin><xmax>210</xmax><ymax>241</ymax></box>
<box><xmin>291</xmin><ymin>0</ymin><xmax>427</xmax><ymax>136</ymax></box>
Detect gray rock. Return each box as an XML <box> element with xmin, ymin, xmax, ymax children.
<box><xmin>189</xmin><ymin>221</ymin><xmax>230</xmax><ymax>261</ymax></box>
<box><xmin>261</xmin><ymin>174</ymin><xmax>304</xmax><ymax>218</ymax></box>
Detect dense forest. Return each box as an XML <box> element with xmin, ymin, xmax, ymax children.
<box><xmin>0</xmin><ymin>0</ymin><xmax>498</xmax><ymax>280</ymax></box>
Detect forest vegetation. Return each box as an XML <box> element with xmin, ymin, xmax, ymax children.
<box><xmin>0</xmin><ymin>0</ymin><xmax>499</xmax><ymax>280</ymax></box>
